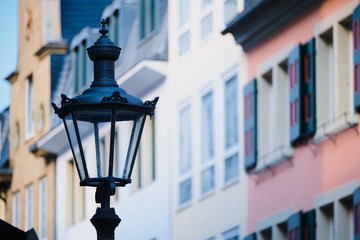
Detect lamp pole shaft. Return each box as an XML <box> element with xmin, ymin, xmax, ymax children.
<box><xmin>91</xmin><ymin>207</ymin><xmax>121</xmax><ymax>240</ymax></box>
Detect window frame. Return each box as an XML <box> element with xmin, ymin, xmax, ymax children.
<box><xmin>25</xmin><ymin>184</ymin><xmax>34</xmax><ymax>230</ymax></box>
<box><xmin>12</xmin><ymin>191</ymin><xmax>20</xmax><ymax>228</ymax></box>
<box><xmin>313</xmin><ymin>4</ymin><xmax>358</xmax><ymax>143</ymax></box>
<box><xmin>178</xmin><ymin>104</ymin><xmax>193</xmax><ymax>208</ymax></box>
<box><xmin>255</xmin><ymin>44</ymin><xmax>294</xmax><ymax>170</ymax></box>
<box><xmin>39</xmin><ymin>177</ymin><xmax>48</xmax><ymax>240</ymax></box>
<box><xmin>223</xmin><ymin>74</ymin><xmax>240</xmax><ymax>186</ymax></box>
<box><xmin>25</xmin><ymin>75</ymin><xmax>34</xmax><ymax>139</ymax></box>
<box><xmin>200</xmin><ymin>89</ymin><xmax>216</xmax><ymax>196</ymax></box>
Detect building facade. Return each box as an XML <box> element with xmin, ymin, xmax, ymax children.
<box><xmin>168</xmin><ymin>0</ymin><xmax>247</xmax><ymax>239</ymax></box>
<box><xmin>224</xmin><ymin>0</ymin><xmax>360</xmax><ymax>239</ymax></box>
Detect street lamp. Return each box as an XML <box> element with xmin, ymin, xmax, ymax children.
<box><xmin>52</xmin><ymin>20</ymin><xmax>158</xmax><ymax>240</ymax></box>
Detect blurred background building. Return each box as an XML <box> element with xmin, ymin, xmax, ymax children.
<box><xmin>1</xmin><ymin>0</ymin><xmax>360</xmax><ymax>240</ymax></box>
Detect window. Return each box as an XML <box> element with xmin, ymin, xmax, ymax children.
<box><xmin>256</xmin><ymin>47</ymin><xmax>293</xmax><ymax>168</ymax></box>
<box><xmin>179</xmin><ymin>31</ymin><xmax>190</xmax><ymax>56</ymax></box>
<box><xmin>179</xmin><ymin>0</ymin><xmax>190</xmax><ymax>56</ymax></box>
<box><xmin>25</xmin><ymin>184</ymin><xmax>34</xmax><ymax>230</ymax></box>
<box><xmin>67</xmin><ymin>159</ymin><xmax>85</xmax><ymax>226</ymax></box>
<box><xmin>179</xmin><ymin>178</ymin><xmax>192</xmax><ymax>205</ymax></box>
<box><xmin>179</xmin><ymin>105</ymin><xmax>192</xmax><ymax>205</ymax></box>
<box><xmin>140</xmin><ymin>0</ymin><xmax>155</xmax><ymax>40</ymax></box>
<box><xmin>315</xmin><ymin>11</ymin><xmax>357</xmax><ymax>141</ymax></box>
<box><xmin>179</xmin><ymin>0</ymin><xmax>190</xmax><ymax>27</ymax></box>
<box><xmin>73</xmin><ymin>40</ymin><xmax>87</xmax><ymax>94</ymax></box>
<box><xmin>225</xmin><ymin>76</ymin><xmax>238</xmax><ymax>149</ymax></box>
<box><xmin>319</xmin><ymin>204</ymin><xmax>335</xmax><ymax>240</ymax></box>
<box><xmin>224</xmin><ymin>76</ymin><xmax>239</xmax><ymax>183</ymax></box>
<box><xmin>39</xmin><ymin>177</ymin><xmax>47</xmax><ymax>239</ymax></box>
<box><xmin>224</xmin><ymin>0</ymin><xmax>238</xmax><ymax>24</ymax></box>
<box><xmin>200</xmin><ymin>0</ymin><xmax>213</xmax><ymax>40</ymax></box>
<box><xmin>25</xmin><ymin>75</ymin><xmax>34</xmax><ymax>138</ymax></box>
<box><xmin>12</xmin><ymin>191</ymin><xmax>20</xmax><ymax>228</ymax></box>
<box><xmin>201</xmin><ymin>13</ymin><xmax>213</xmax><ymax>40</ymax></box>
<box><xmin>201</xmin><ymin>92</ymin><xmax>215</xmax><ymax>195</ymax></box>
<box><xmin>223</xmin><ymin>226</ymin><xmax>239</xmax><ymax>240</ymax></box>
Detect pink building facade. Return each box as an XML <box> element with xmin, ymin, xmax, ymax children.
<box><xmin>224</xmin><ymin>0</ymin><xmax>360</xmax><ymax>239</ymax></box>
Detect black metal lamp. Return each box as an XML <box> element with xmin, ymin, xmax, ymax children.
<box><xmin>52</xmin><ymin>20</ymin><xmax>158</xmax><ymax>240</ymax></box>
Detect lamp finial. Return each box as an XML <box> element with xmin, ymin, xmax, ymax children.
<box><xmin>99</xmin><ymin>19</ymin><xmax>108</xmax><ymax>36</ymax></box>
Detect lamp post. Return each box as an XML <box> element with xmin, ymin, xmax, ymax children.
<box><xmin>52</xmin><ymin>20</ymin><xmax>158</xmax><ymax>240</ymax></box>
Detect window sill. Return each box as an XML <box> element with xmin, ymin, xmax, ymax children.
<box><xmin>137</xmin><ymin>29</ymin><xmax>159</xmax><ymax>48</ymax></box>
<box><xmin>177</xmin><ymin>201</ymin><xmax>192</xmax><ymax>213</ymax></box>
<box><xmin>199</xmin><ymin>189</ymin><xmax>215</xmax><ymax>202</ymax></box>
<box><xmin>254</xmin><ymin>145</ymin><xmax>294</xmax><ymax>174</ymax></box>
<box><xmin>222</xmin><ymin>178</ymin><xmax>239</xmax><ymax>191</ymax></box>
<box><xmin>313</xmin><ymin>111</ymin><xmax>358</xmax><ymax>144</ymax></box>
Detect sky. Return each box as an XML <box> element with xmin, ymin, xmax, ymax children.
<box><xmin>0</xmin><ymin>0</ymin><xmax>18</xmax><ymax>113</ymax></box>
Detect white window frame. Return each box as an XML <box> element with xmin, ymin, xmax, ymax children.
<box><xmin>223</xmin><ymin>0</ymin><xmax>238</xmax><ymax>25</ymax></box>
<box><xmin>39</xmin><ymin>177</ymin><xmax>48</xmax><ymax>240</ymax></box>
<box><xmin>178</xmin><ymin>104</ymin><xmax>192</xmax><ymax>208</ymax></box>
<box><xmin>256</xmin><ymin>44</ymin><xmax>294</xmax><ymax>171</ymax></box>
<box><xmin>199</xmin><ymin>0</ymin><xmax>214</xmax><ymax>41</ymax></box>
<box><xmin>200</xmin><ymin>89</ymin><xmax>215</xmax><ymax>197</ymax></box>
<box><xmin>25</xmin><ymin>184</ymin><xmax>34</xmax><ymax>230</ymax></box>
<box><xmin>178</xmin><ymin>0</ymin><xmax>191</xmax><ymax>57</ymax></box>
<box><xmin>314</xmin><ymin>179</ymin><xmax>360</xmax><ymax>240</ymax></box>
<box><xmin>222</xmin><ymin>225</ymin><xmax>240</xmax><ymax>240</ymax></box>
<box><xmin>25</xmin><ymin>75</ymin><xmax>34</xmax><ymax>139</ymax></box>
<box><xmin>223</xmin><ymin>73</ymin><xmax>240</xmax><ymax>186</ymax></box>
<box><xmin>12</xmin><ymin>191</ymin><xmax>20</xmax><ymax>228</ymax></box>
<box><xmin>313</xmin><ymin>2</ymin><xmax>358</xmax><ymax>143</ymax></box>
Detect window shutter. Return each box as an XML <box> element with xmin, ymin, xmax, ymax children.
<box><xmin>302</xmin><ymin>38</ymin><xmax>316</xmax><ymax>136</ymax></box>
<box><xmin>354</xmin><ymin>186</ymin><xmax>360</xmax><ymax>240</ymax></box>
<box><xmin>303</xmin><ymin>209</ymin><xmax>316</xmax><ymax>240</ymax></box>
<box><xmin>287</xmin><ymin>211</ymin><xmax>303</xmax><ymax>240</ymax></box>
<box><xmin>354</xmin><ymin>5</ymin><xmax>360</xmax><ymax>112</ymax></box>
<box><xmin>244</xmin><ymin>79</ymin><xmax>257</xmax><ymax>171</ymax></box>
<box><xmin>243</xmin><ymin>232</ymin><xmax>256</xmax><ymax>240</ymax></box>
<box><xmin>288</xmin><ymin>45</ymin><xmax>303</xmax><ymax>144</ymax></box>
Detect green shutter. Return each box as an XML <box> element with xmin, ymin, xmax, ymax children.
<box><xmin>140</xmin><ymin>0</ymin><xmax>146</xmax><ymax>40</ymax></box>
<box><xmin>150</xmin><ymin>0</ymin><xmax>155</xmax><ymax>32</ymax></box>
<box><xmin>288</xmin><ymin>44</ymin><xmax>303</xmax><ymax>144</ymax></box>
<box><xmin>302</xmin><ymin>38</ymin><xmax>316</xmax><ymax>137</ymax></box>
<box><xmin>287</xmin><ymin>211</ymin><xmax>303</xmax><ymax>240</ymax></box>
<box><xmin>243</xmin><ymin>232</ymin><xmax>256</xmax><ymax>240</ymax></box>
<box><xmin>353</xmin><ymin>5</ymin><xmax>360</xmax><ymax>112</ymax></box>
<box><xmin>244</xmin><ymin>79</ymin><xmax>257</xmax><ymax>171</ymax></box>
<box><xmin>303</xmin><ymin>209</ymin><xmax>316</xmax><ymax>240</ymax></box>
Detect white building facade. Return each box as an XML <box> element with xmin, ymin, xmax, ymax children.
<box><xmin>168</xmin><ymin>0</ymin><xmax>247</xmax><ymax>239</ymax></box>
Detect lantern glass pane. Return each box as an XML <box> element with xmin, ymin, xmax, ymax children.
<box><xmin>122</xmin><ymin>114</ymin><xmax>146</xmax><ymax>180</ymax></box>
<box><xmin>73</xmin><ymin>109</ymin><xmax>113</xmax><ymax>179</ymax></box>
<box><xmin>113</xmin><ymin>113</ymin><xmax>146</xmax><ymax>181</ymax></box>
<box><xmin>63</xmin><ymin>114</ymin><xmax>87</xmax><ymax>181</ymax></box>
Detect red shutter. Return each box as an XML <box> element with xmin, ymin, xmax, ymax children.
<box><xmin>244</xmin><ymin>79</ymin><xmax>257</xmax><ymax>171</ymax></box>
<box><xmin>289</xmin><ymin>45</ymin><xmax>302</xmax><ymax>144</ymax></box>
